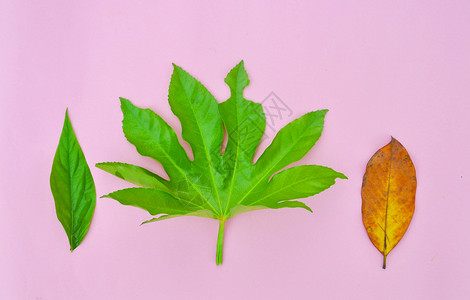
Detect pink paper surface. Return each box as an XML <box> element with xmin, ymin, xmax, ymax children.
<box><xmin>2</xmin><ymin>1</ymin><xmax>470</xmax><ymax>299</ymax></box>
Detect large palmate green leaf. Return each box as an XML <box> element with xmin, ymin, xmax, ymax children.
<box><xmin>50</xmin><ymin>110</ymin><xmax>96</xmax><ymax>251</ymax></box>
<box><xmin>97</xmin><ymin>61</ymin><xmax>346</xmax><ymax>264</ymax></box>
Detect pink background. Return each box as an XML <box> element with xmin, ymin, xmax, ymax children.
<box><xmin>2</xmin><ymin>1</ymin><xmax>470</xmax><ymax>299</ymax></box>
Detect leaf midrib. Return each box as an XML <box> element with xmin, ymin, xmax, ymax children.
<box><xmin>221</xmin><ymin>97</ymin><xmax>241</xmax><ymax>217</ymax></box>
<box><xmin>65</xmin><ymin>124</ymin><xmax>76</xmax><ymax>248</ymax></box>
<box><xmin>383</xmin><ymin>139</ymin><xmax>395</xmax><ymax>255</ymax></box>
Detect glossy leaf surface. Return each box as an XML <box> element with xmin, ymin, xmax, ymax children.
<box><xmin>97</xmin><ymin>61</ymin><xmax>346</xmax><ymax>264</ymax></box>
<box><xmin>50</xmin><ymin>110</ymin><xmax>96</xmax><ymax>251</ymax></box>
<box><xmin>362</xmin><ymin>137</ymin><xmax>417</xmax><ymax>268</ymax></box>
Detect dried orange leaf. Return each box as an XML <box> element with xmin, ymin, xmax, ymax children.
<box><xmin>361</xmin><ymin>137</ymin><xmax>417</xmax><ymax>269</ymax></box>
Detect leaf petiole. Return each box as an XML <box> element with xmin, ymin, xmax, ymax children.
<box><xmin>216</xmin><ymin>218</ymin><xmax>226</xmax><ymax>265</ymax></box>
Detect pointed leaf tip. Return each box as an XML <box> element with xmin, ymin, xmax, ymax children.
<box><xmin>225</xmin><ymin>60</ymin><xmax>249</xmax><ymax>92</ymax></box>
<box><xmin>64</xmin><ymin>109</ymin><xmax>70</xmax><ymax>123</ymax></box>
<box><xmin>171</xmin><ymin>63</ymin><xmax>185</xmax><ymax>74</ymax></box>
<box><xmin>119</xmin><ymin>97</ymin><xmax>128</xmax><ymax>106</ymax></box>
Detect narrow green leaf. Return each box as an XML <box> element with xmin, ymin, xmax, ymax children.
<box><xmin>95</xmin><ymin>162</ymin><xmax>169</xmax><ymax>191</ymax></box>
<box><xmin>254</xmin><ymin>109</ymin><xmax>328</xmax><ymax>176</ymax></box>
<box><xmin>102</xmin><ymin>188</ymin><xmax>201</xmax><ymax>216</ymax></box>
<box><xmin>120</xmin><ymin>97</ymin><xmax>191</xmax><ymax>180</ymax></box>
<box><xmin>219</xmin><ymin>61</ymin><xmax>266</xmax><ymax>213</ymax></box>
<box><xmin>250</xmin><ymin>165</ymin><xmax>347</xmax><ymax>207</ymax></box>
<box><xmin>219</xmin><ymin>61</ymin><xmax>265</xmax><ymax>165</ymax></box>
<box><xmin>169</xmin><ymin>65</ymin><xmax>224</xmax><ymax>212</ymax></box>
<box><xmin>169</xmin><ymin>64</ymin><xmax>223</xmax><ymax>169</ymax></box>
<box><xmin>50</xmin><ymin>110</ymin><xmax>96</xmax><ymax>251</ymax></box>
